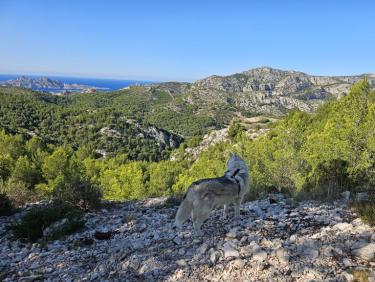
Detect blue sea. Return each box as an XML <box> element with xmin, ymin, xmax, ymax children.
<box><xmin>0</xmin><ymin>74</ymin><xmax>156</xmax><ymax>93</ymax></box>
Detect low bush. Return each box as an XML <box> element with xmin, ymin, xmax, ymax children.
<box><xmin>350</xmin><ymin>195</ymin><xmax>375</xmax><ymax>226</ymax></box>
<box><xmin>1</xmin><ymin>181</ymin><xmax>41</xmax><ymax>207</ymax></box>
<box><xmin>186</xmin><ymin>136</ymin><xmax>202</xmax><ymax>148</ymax></box>
<box><xmin>0</xmin><ymin>193</ymin><xmax>13</xmax><ymax>216</ymax></box>
<box><xmin>8</xmin><ymin>203</ymin><xmax>85</xmax><ymax>242</ymax></box>
<box><xmin>351</xmin><ymin>269</ymin><xmax>369</xmax><ymax>282</ymax></box>
<box><xmin>228</xmin><ymin>122</ymin><xmax>246</xmax><ymax>139</ymax></box>
<box><xmin>54</xmin><ymin>178</ymin><xmax>102</xmax><ymax>211</ymax></box>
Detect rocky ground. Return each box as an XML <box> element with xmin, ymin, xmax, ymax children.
<box><xmin>1</xmin><ymin>194</ymin><xmax>375</xmax><ymax>281</ymax></box>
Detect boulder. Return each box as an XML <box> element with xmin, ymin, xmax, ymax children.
<box><xmin>42</xmin><ymin>218</ymin><xmax>68</xmax><ymax>238</ymax></box>
<box><xmin>351</xmin><ymin>242</ymin><xmax>375</xmax><ymax>261</ymax></box>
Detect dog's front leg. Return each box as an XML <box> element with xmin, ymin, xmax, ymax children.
<box><xmin>234</xmin><ymin>199</ymin><xmax>241</xmax><ymax>218</ymax></box>
<box><xmin>223</xmin><ymin>204</ymin><xmax>228</xmax><ymax>218</ymax></box>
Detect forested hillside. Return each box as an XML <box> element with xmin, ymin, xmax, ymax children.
<box><xmin>0</xmin><ymin>87</ymin><xmax>203</xmax><ymax>161</ymax></box>
<box><xmin>1</xmin><ymin>67</ymin><xmax>374</xmax><ymax>164</ymax></box>
<box><xmin>0</xmin><ymin>80</ymin><xmax>374</xmax><ymax>207</ymax></box>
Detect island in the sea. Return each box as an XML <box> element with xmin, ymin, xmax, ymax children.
<box><xmin>0</xmin><ymin>76</ymin><xmax>108</xmax><ymax>94</ymax></box>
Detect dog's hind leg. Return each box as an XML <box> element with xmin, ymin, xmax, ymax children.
<box><xmin>192</xmin><ymin>210</ymin><xmax>203</xmax><ymax>236</ymax></box>
<box><xmin>192</xmin><ymin>197</ymin><xmax>213</xmax><ymax>236</ymax></box>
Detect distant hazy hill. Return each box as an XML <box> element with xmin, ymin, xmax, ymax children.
<box><xmin>0</xmin><ymin>76</ymin><xmax>102</xmax><ymax>92</ymax></box>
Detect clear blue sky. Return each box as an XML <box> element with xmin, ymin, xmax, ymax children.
<box><xmin>0</xmin><ymin>0</ymin><xmax>374</xmax><ymax>81</ymax></box>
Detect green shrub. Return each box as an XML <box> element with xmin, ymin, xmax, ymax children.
<box><xmin>8</xmin><ymin>203</ymin><xmax>84</xmax><ymax>242</ymax></box>
<box><xmin>54</xmin><ymin>178</ymin><xmax>102</xmax><ymax>211</ymax></box>
<box><xmin>228</xmin><ymin>122</ymin><xmax>245</xmax><ymax>139</ymax></box>
<box><xmin>186</xmin><ymin>136</ymin><xmax>202</xmax><ymax>148</ymax></box>
<box><xmin>1</xmin><ymin>181</ymin><xmax>41</xmax><ymax>207</ymax></box>
<box><xmin>350</xmin><ymin>194</ymin><xmax>375</xmax><ymax>226</ymax></box>
<box><xmin>0</xmin><ymin>193</ymin><xmax>13</xmax><ymax>216</ymax></box>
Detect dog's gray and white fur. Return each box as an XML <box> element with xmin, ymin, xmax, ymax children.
<box><xmin>175</xmin><ymin>154</ymin><xmax>249</xmax><ymax>235</ymax></box>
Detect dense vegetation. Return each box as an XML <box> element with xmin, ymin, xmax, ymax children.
<box><xmin>0</xmin><ymin>86</ymin><xmax>220</xmax><ymax>161</ymax></box>
<box><xmin>0</xmin><ymin>81</ymin><xmax>374</xmax><ymax>211</ymax></box>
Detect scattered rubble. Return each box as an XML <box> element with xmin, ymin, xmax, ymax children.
<box><xmin>1</xmin><ymin>194</ymin><xmax>374</xmax><ymax>281</ymax></box>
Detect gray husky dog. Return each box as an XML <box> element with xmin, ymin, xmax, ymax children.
<box><xmin>175</xmin><ymin>154</ymin><xmax>249</xmax><ymax>235</ymax></box>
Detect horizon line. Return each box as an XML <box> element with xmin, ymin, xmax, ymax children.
<box><xmin>0</xmin><ymin>66</ymin><xmax>374</xmax><ymax>83</ymax></box>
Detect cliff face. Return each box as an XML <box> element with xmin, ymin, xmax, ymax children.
<box><xmin>156</xmin><ymin>67</ymin><xmax>374</xmax><ymax>116</ymax></box>
<box><xmin>193</xmin><ymin>67</ymin><xmax>372</xmax><ymax>97</ymax></box>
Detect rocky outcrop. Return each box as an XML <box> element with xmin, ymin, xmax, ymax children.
<box><xmin>192</xmin><ymin>67</ymin><xmax>373</xmax><ymax>99</ymax></box>
<box><xmin>1</xmin><ymin>194</ymin><xmax>374</xmax><ymax>281</ymax></box>
<box><xmin>158</xmin><ymin>67</ymin><xmax>375</xmax><ymax>116</ymax></box>
<box><xmin>184</xmin><ymin>128</ymin><xmax>229</xmax><ymax>159</ymax></box>
<box><xmin>99</xmin><ymin>123</ymin><xmax>182</xmax><ymax>150</ymax></box>
<box><xmin>144</xmin><ymin>126</ymin><xmax>182</xmax><ymax>148</ymax></box>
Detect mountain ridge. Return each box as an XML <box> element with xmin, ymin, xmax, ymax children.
<box><xmin>151</xmin><ymin>66</ymin><xmax>375</xmax><ymax>116</ymax></box>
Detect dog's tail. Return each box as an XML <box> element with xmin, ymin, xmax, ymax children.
<box><xmin>175</xmin><ymin>186</ymin><xmax>194</xmax><ymax>228</ymax></box>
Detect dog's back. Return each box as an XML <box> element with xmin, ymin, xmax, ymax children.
<box><xmin>192</xmin><ymin>177</ymin><xmax>240</xmax><ymax>198</ymax></box>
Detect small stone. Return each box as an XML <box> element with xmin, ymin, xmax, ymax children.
<box><xmin>222</xmin><ymin>242</ymin><xmax>239</xmax><ymax>258</ymax></box>
<box><xmin>300</xmin><ymin>247</ymin><xmax>319</xmax><ymax>260</ymax></box>
<box><xmin>342</xmin><ymin>258</ymin><xmax>353</xmax><ymax>268</ymax></box>
<box><xmin>173</xmin><ymin>237</ymin><xmax>183</xmax><ymax>245</ymax></box>
<box><xmin>209</xmin><ymin>250</ymin><xmax>220</xmax><ymax>264</ymax></box>
<box><xmin>226</xmin><ymin>230</ymin><xmax>237</xmax><ymax>239</ymax></box>
<box><xmin>275</xmin><ymin>248</ymin><xmax>289</xmax><ymax>263</ymax></box>
<box><xmin>231</xmin><ymin>258</ymin><xmax>245</xmax><ymax>268</ymax></box>
<box><xmin>29</xmin><ymin>262</ymin><xmax>40</xmax><ymax>270</ymax></box>
<box><xmin>44</xmin><ymin>267</ymin><xmax>53</xmax><ymax>273</ymax></box>
<box><xmin>91</xmin><ymin>272</ymin><xmax>100</xmax><ymax>280</ymax></box>
<box><xmin>130</xmin><ymin>238</ymin><xmax>145</xmax><ymax>250</ymax></box>
<box><xmin>240</xmin><ymin>236</ymin><xmax>247</xmax><ymax>243</ymax></box>
<box><xmin>289</xmin><ymin>234</ymin><xmax>297</xmax><ymax>243</ymax></box>
<box><xmin>198</xmin><ymin>243</ymin><xmax>209</xmax><ymax>255</ymax></box>
<box><xmin>178</xmin><ymin>248</ymin><xmax>186</xmax><ymax>255</ymax></box>
<box><xmin>252</xmin><ymin>250</ymin><xmax>267</xmax><ymax>261</ymax></box>
<box><xmin>351</xmin><ymin>218</ymin><xmax>363</xmax><ymax>226</ymax></box>
<box><xmin>340</xmin><ymin>271</ymin><xmax>354</xmax><ymax>282</ymax></box>
<box><xmin>351</xmin><ymin>242</ymin><xmax>375</xmax><ymax>261</ymax></box>
<box><xmin>193</xmin><ymin>238</ymin><xmax>202</xmax><ymax>244</ymax></box>
<box><xmin>321</xmin><ymin>246</ymin><xmax>335</xmax><ymax>257</ymax></box>
<box><xmin>332</xmin><ymin>222</ymin><xmax>352</xmax><ymax>232</ymax></box>
<box><xmin>176</xmin><ymin>259</ymin><xmax>187</xmax><ymax>267</ymax></box>
<box><xmin>137</xmin><ymin>223</ymin><xmax>147</xmax><ymax>232</ymax></box>
<box><xmin>43</xmin><ymin>218</ymin><xmax>68</xmax><ymax>238</ymax></box>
